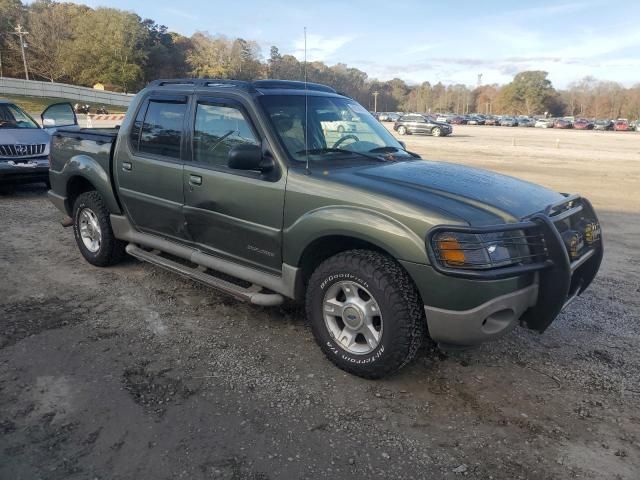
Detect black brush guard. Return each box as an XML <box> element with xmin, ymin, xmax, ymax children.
<box><xmin>426</xmin><ymin>194</ymin><xmax>603</xmax><ymax>332</ymax></box>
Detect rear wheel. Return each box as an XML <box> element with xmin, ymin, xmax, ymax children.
<box><xmin>306</xmin><ymin>250</ymin><xmax>426</xmax><ymax>379</ymax></box>
<box><xmin>72</xmin><ymin>191</ymin><xmax>125</xmax><ymax>267</ymax></box>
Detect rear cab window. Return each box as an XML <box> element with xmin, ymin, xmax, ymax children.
<box><xmin>130</xmin><ymin>96</ymin><xmax>188</xmax><ymax>160</ymax></box>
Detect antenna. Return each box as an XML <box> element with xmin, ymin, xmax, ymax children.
<box><xmin>304</xmin><ymin>26</ymin><xmax>310</xmax><ymax>174</ymax></box>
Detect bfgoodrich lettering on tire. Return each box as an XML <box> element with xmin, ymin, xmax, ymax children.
<box><xmin>306</xmin><ymin>249</ymin><xmax>426</xmax><ymax>379</ymax></box>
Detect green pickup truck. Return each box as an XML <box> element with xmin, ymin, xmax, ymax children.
<box><xmin>48</xmin><ymin>79</ymin><xmax>602</xmax><ymax>378</ymax></box>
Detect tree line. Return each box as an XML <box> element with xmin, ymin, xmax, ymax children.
<box><xmin>1</xmin><ymin>0</ymin><xmax>639</xmax><ymax>119</ymax></box>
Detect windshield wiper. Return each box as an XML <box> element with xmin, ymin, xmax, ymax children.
<box><xmin>369</xmin><ymin>145</ymin><xmax>421</xmax><ymax>158</ymax></box>
<box><xmin>368</xmin><ymin>146</ymin><xmax>402</xmax><ymax>153</ymax></box>
<box><xmin>296</xmin><ymin>147</ymin><xmax>382</xmax><ymax>161</ymax></box>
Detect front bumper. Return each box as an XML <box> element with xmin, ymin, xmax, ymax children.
<box><xmin>0</xmin><ymin>157</ymin><xmax>49</xmax><ymax>184</ymax></box>
<box><xmin>423</xmin><ymin>194</ymin><xmax>603</xmax><ymax>345</ymax></box>
<box><xmin>425</xmin><ymin>283</ymin><xmax>538</xmax><ymax>346</ymax></box>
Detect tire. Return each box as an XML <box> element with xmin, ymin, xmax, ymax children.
<box><xmin>432</xmin><ymin>127</ymin><xmax>442</xmax><ymax>137</ymax></box>
<box><xmin>305</xmin><ymin>250</ymin><xmax>426</xmax><ymax>379</ymax></box>
<box><xmin>397</xmin><ymin>125</ymin><xmax>407</xmax><ymax>135</ymax></box>
<box><xmin>72</xmin><ymin>191</ymin><xmax>126</xmax><ymax>267</ymax></box>
<box><xmin>337</xmin><ymin>125</ymin><xmax>345</xmax><ymax>134</ymax></box>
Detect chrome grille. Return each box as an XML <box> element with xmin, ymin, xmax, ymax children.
<box><xmin>0</xmin><ymin>144</ymin><xmax>47</xmax><ymax>158</ymax></box>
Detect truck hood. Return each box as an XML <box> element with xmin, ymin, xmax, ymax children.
<box><xmin>336</xmin><ymin>160</ymin><xmax>565</xmax><ymax>225</ymax></box>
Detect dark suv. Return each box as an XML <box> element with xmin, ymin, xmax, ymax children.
<box><xmin>393</xmin><ymin>114</ymin><xmax>451</xmax><ymax>137</ymax></box>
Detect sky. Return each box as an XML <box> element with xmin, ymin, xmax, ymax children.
<box><xmin>59</xmin><ymin>0</ymin><xmax>640</xmax><ymax>88</ymax></box>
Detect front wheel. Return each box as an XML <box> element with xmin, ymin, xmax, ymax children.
<box><xmin>306</xmin><ymin>250</ymin><xmax>426</xmax><ymax>379</ymax></box>
<box><xmin>397</xmin><ymin>125</ymin><xmax>407</xmax><ymax>135</ymax></box>
<box><xmin>432</xmin><ymin>127</ymin><xmax>442</xmax><ymax>137</ymax></box>
<box><xmin>72</xmin><ymin>191</ymin><xmax>126</xmax><ymax>267</ymax></box>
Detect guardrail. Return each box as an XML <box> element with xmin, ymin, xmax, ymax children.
<box><xmin>0</xmin><ymin>77</ymin><xmax>134</xmax><ymax>107</ymax></box>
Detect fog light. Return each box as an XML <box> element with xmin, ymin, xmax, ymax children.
<box><xmin>579</xmin><ymin>220</ymin><xmax>601</xmax><ymax>245</ymax></box>
<box><xmin>561</xmin><ymin>230</ymin><xmax>584</xmax><ymax>259</ymax></box>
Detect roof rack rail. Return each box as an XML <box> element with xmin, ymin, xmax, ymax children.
<box><xmin>149</xmin><ymin>78</ymin><xmax>254</xmax><ymax>89</ymax></box>
<box><xmin>148</xmin><ymin>78</ymin><xmax>338</xmax><ymax>94</ymax></box>
<box><xmin>253</xmin><ymin>80</ymin><xmax>336</xmax><ymax>93</ymax></box>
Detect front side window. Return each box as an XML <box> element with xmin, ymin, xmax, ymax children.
<box><xmin>139</xmin><ymin>100</ymin><xmax>186</xmax><ymax>159</ymax></box>
<box><xmin>193</xmin><ymin>103</ymin><xmax>258</xmax><ymax>168</ymax></box>
<box><xmin>0</xmin><ymin>103</ymin><xmax>39</xmax><ymax>129</ymax></box>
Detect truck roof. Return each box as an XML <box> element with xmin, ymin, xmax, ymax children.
<box><xmin>147</xmin><ymin>79</ymin><xmax>343</xmax><ymax>97</ymax></box>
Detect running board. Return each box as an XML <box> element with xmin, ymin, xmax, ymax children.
<box><xmin>125</xmin><ymin>244</ymin><xmax>284</xmax><ymax>306</ymax></box>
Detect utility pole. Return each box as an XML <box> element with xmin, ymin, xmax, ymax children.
<box><xmin>12</xmin><ymin>24</ymin><xmax>29</xmax><ymax>80</ymax></box>
<box><xmin>372</xmin><ymin>91</ymin><xmax>379</xmax><ymax>113</ymax></box>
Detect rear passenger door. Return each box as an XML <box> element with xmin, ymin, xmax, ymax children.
<box><xmin>182</xmin><ymin>96</ymin><xmax>286</xmax><ymax>273</ymax></box>
<box><xmin>115</xmin><ymin>95</ymin><xmax>188</xmax><ymax>240</ymax></box>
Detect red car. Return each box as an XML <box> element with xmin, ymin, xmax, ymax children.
<box><xmin>553</xmin><ymin>118</ymin><xmax>573</xmax><ymax>129</ymax></box>
<box><xmin>573</xmin><ymin>118</ymin><xmax>594</xmax><ymax>130</ymax></box>
<box><xmin>614</xmin><ymin>119</ymin><xmax>631</xmax><ymax>131</ymax></box>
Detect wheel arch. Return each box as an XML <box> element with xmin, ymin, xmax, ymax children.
<box><xmin>60</xmin><ymin>154</ymin><xmax>121</xmax><ymax>215</ymax></box>
<box><xmin>285</xmin><ymin>207</ymin><xmax>429</xmax><ymax>301</ymax></box>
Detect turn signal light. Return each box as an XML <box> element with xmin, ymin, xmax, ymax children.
<box><xmin>437</xmin><ymin>236</ymin><xmax>466</xmax><ymax>265</ymax></box>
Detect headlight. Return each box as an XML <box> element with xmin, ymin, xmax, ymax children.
<box><xmin>431</xmin><ymin>230</ymin><xmax>542</xmax><ymax>270</ymax></box>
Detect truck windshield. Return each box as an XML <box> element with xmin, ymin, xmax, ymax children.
<box><xmin>259</xmin><ymin>94</ymin><xmax>411</xmax><ymax>163</ymax></box>
<box><xmin>0</xmin><ymin>104</ymin><xmax>39</xmax><ymax>129</ymax></box>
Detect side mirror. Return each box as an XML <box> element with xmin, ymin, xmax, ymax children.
<box><xmin>228</xmin><ymin>144</ymin><xmax>272</xmax><ymax>172</ymax></box>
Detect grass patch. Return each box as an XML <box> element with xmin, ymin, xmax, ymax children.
<box><xmin>0</xmin><ymin>94</ymin><xmax>128</xmax><ymax>115</ymax></box>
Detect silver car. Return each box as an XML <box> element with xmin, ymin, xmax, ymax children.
<box><xmin>0</xmin><ymin>101</ymin><xmax>77</xmax><ymax>186</ymax></box>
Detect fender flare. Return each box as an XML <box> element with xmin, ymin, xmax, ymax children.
<box><xmin>283</xmin><ymin>205</ymin><xmax>428</xmax><ymax>266</ymax></box>
<box><xmin>60</xmin><ymin>154</ymin><xmax>121</xmax><ymax>215</ymax></box>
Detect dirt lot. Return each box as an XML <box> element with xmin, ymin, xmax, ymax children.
<box><xmin>1</xmin><ymin>125</ymin><xmax>639</xmax><ymax>479</ymax></box>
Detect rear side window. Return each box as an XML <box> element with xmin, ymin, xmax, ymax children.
<box><xmin>192</xmin><ymin>103</ymin><xmax>258</xmax><ymax>168</ymax></box>
<box><xmin>138</xmin><ymin>100</ymin><xmax>187</xmax><ymax>159</ymax></box>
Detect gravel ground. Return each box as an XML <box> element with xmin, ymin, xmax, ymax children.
<box><xmin>1</xmin><ymin>125</ymin><xmax>639</xmax><ymax>479</ymax></box>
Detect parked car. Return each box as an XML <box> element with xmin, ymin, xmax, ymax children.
<box><xmin>614</xmin><ymin>119</ymin><xmax>631</xmax><ymax>131</ymax></box>
<box><xmin>517</xmin><ymin>118</ymin><xmax>534</xmax><ymax>127</ymax></box>
<box><xmin>553</xmin><ymin>118</ymin><xmax>572</xmax><ymax>129</ymax></box>
<box><xmin>573</xmin><ymin>118</ymin><xmax>594</xmax><ymax>130</ymax></box>
<box><xmin>534</xmin><ymin>118</ymin><xmax>554</xmax><ymax>128</ymax></box>
<box><xmin>484</xmin><ymin>116</ymin><xmax>499</xmax><ymax>126</ymax></box>
<box><xmin>321</xmin><ymin>111</ymin><xmax>358</xmax><ymax>134</ymax></box>
<box><xmin>500</xmin><ymin>117</ymin><xmax>518</xmax><ymax>127</ymax></box>
<box><xmin>377</xmin><ymin>113</ymin><xmax>390</xmax><ymax>122</ymax></box>
<box><xmin>467</xmin><ymin>116</ymin><xmax>485</xmax><ymax>125</ymax></box>
<box><xmin>593</xmin><ymin>119</ymin><xmax>614</xmax><ymax>131</ymax></box>
<box><xmin>449</xmin><ymin>116</ymin><xmax>467</xmax><ymax>125</ymax></box>
<box><xmin>387</xmin><ymin>113</ymin><xmax>400</xmax><ymax>122</ymax></box>
<box><xmin>0</xmin><ymin>100</ymin><xmax>78</xmax><ymax>186</ymax></box>
<box><xmin>48</xmin><ymin>78</ymin><xmax>602</xmax><ymax>379</ymax></box>
<box><xmin>394</xmin><ymin>114</ymin><xmax>452</xmax><ymax>137</ymax></box>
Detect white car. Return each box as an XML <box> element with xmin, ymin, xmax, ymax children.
<box><xmin>0</xmin><ymin>100</ymin><xmax>78</xmax><ymax>186</ymax></box>
<box><xmin>534</xmin><ymin>119</ymin><xmax>553</xmax><ymax>128</ymax></box>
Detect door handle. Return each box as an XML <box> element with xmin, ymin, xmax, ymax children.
<box><xmin>122</xmin><ymin>162</ymin><xmax>132</xmax><ymax>171</ymax></box>
<box><xmin>189</xmin><ymin>174</ymin><xmax>202</xmax><ymax>186</ymax></box>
